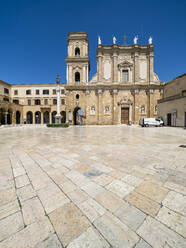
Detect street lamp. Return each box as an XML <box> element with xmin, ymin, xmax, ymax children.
<box><xmin>55</xmin><ymin>74</ymin><xmax>62</xmax><ymax>124</ymax></box>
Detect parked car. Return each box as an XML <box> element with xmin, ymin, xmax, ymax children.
<box><xmin>139</xmin><ymin>118</ymin><xmax>164</xmax><ymax>127</ymax></box>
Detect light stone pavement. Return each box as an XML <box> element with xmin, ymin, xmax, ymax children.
<box><xmin>0</xmin><ymin>125</ymin><xmax>186</xmax><ymax>248</ymax></box>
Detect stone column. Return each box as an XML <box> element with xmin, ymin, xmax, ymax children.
<box><xmin>49</xmin><ymin>112</ymin><xmax>52</xmax><ymax>124</ymax></box>
<box><xmin>146</xmin><ymin>90</ymin><xmax>150</xmax><ymax>118</ymax></box>
<box><xmin>86</xmin><ymin>65</ymin><xmax>89</xmax><ymax>84</ymax></box>
<box><xmin>4</xmin><ymin>112</ymin><xmax>8</xmax><ymax>125</ymax></box>
<box><xmin>97</xmin><ymin>89</ymin><xmax>102</xmax><ymax>124</ymax></box>
<box><xmin>66</xmin><ymin>65</ymin><xmax>69</xmax><ymax>83</ymax></box>
<box><xmin>131</xmin><ymin>90</ymin><xmax>135</xmax><ymax>124</ymax></box>
<box><xmin>55</xmin><ymin>75</ymin><xmax>62</xmax><ymax>124</ymax></box>
<box><xmin>112</xmin><ymin>52</ymin><xmax>118</xmax><ymax>83</ymax></box>
<box><xmin>112</xmin><ymin>89</ymin><xmax>118</xmax><ymax>124</ymax></box>
<box><xmin>134</xmin><ymin>52</ymin><xmax>139</xmax><ymax>84</ymax></box>
<box><xmin>97</xmin><ymin>53</ymin><xmax>102</xmax><ymax>83</ymax></box>
<box><xmin>150</xmin><ymin>53</ymin><xmax>154</xmax><ymax>84</ymax></box>
<box><xmin>41</xmin><ymin>112</ymin><xmax>44</xmax><ymax>124</ymax></box>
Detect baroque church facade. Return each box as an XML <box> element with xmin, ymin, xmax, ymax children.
<box><xmin>0</xmin><ymin>32</ymin><xmax>163</xmax><ymax>125</ymax></box>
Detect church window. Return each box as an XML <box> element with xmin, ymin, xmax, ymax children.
<box><xmin>75</xmin><ymin>47</ymin><xmax>80</xmax><ymax>56</ymax></box>
<box><xmin>105</xmin><ymin>106</ymin><xmax>110</xmax><ymax>115</ymax></box>
<box><xmin>122</xmin><ymin>69</ymin><xmax>129</xmax><ymax>82</ymax></box>
<box><xmin>75</xmin><ymin>72</ymin><xmax>80</xmax><ymax>84</ymax></box>
<box><xmin>141</xmin><ymin>105</ymin><xmax>146</xmax><ymax>114</ymax></box>
<box><xmin>26</xmin><ymin>89</ymin><xmax>31</xmax><ymax>95</ymax></box>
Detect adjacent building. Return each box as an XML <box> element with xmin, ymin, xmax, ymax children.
<box><xmin>0</xmin><ymin>32</ymin><xmax>163</xmax><ymax>125</ymax></box>
<box><xmin>158</xmin><ymin>74</ymin><xmax>186</xmax><ymax>127</ymax></box>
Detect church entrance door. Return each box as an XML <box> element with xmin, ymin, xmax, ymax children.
<box><xmin>167</xmin><ymin>113</ymin><xmax>172</xmax><ymax>126</ymax></box>
<box><xmin>121</xmin><ymin>108</ymin><xmax>129</xmax><ymax>124</ymax></box>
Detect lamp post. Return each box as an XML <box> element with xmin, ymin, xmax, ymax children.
<box><xmin>55</xmin><ymin>74</ymin><xmax>62</xmax><ymax>124</ymax></box>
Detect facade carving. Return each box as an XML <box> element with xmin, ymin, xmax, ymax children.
<box><xmin>0</xmin><ymin>32</ymin><xmax>163</xmax><ymax>125</ymax></box>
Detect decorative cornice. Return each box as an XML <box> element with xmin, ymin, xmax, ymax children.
<box><xmin>118</xmin><ymin>60</ymin><xmax>133</xmax><ymax>69</ymax></box>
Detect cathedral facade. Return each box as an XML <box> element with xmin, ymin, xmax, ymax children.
<box><xmin>0</xmin><ymin>32</ymin><xmax>163</xmax><ymax>125</ymax></box>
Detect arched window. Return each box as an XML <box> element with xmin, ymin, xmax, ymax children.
<box><xmin>76</xmin><ymin>94</ymin><xmax>80</xmax><ymax>100</ymax></box>
<box><xmin>141</xmin><ymin>105</ymin><xmax>145</xmax><ymax>114</ymax></box>
<box><xmin>75</xmin><ymin>47</ymin><xmax>80</xmax><ymax>56</ymax></box>
<box><xmin>75</xmin><ymin>72</ymin><xmax>80</xmax><ymax>84</ymax></box>
<box><xmin>105</xmin><ymin>106</ymin><xmax>110</xmax><ymax>115</ymax></box>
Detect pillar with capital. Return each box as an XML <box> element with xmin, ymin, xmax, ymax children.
<box><xmin>55</xmin><ymin>74</ymin><xmax>62</xmax><ymax>124</ymax></box>
<box><xmin>112</xmin><ymin>89</ymin><xmax>118</xmax><ymax>124</ymax></box>
<box><xmin>97</xmin><ymin>89</ymin><xmax>102</xmax><ymax>124</ymax></box>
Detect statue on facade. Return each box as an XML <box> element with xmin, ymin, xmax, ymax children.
<box><xmin>113</xmin><ymin>36</ymin><xmax>116</xmax><ymax>44</ymax></box>
<box><xmin>148</xmin><ymin>36</ymin><xmax>152</xmax><ymax>44</ymax></box>
<box><xmin>98</xmin><ymin>36</ymin><xmax>101</xmax><ymax>45</ymax></box>
<box><xmin>134</xmin><ymin>36</ymin><xmax>138</xmax><ymax>44</ymax></box>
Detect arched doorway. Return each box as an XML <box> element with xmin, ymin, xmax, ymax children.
<box><xmin>7</xmin><ymin>110</ymin><xmax>12</xmax><ymax>124</ymax></box>
<box><xmin>52</xmin><ymin>111</ymin><xmax>57</xmax><ymax>124</ymax></box>
<box><xmin>16</xmin><ymin>111</ymin><xmax>21</xmax><ymax>124</ymax></box>
<box><xmin>43</xmin><ymin>111</ymin><xmax>49</xmax><ymax>124</ymax></box>
<box><xmin>73</xmin><ymin>107</ymin><xmax>82</xmax><ymax>125</ymax></box>
<box><xmin>61</xmin><ymin>111</ymin><xmax>66</xmax><ymax>123</ymax></box>
<box><xmin>35</xmin><ymin>111</ymin><xmax>41</xmax><ymax>124</ymax></box>
<box><xmin>0</xmin><ymin>108</ymin><xmax>4</xmax><ymax>124</ymax></box>
<box><xmin>26</xmin><ymin>111</ymin><xmax>33</xmax><ymax>124</ymax></box>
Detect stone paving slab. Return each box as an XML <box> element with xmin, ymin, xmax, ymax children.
<box><xmin>0</xmin><ymin>211</ymin><xmax>24</xmax><ymax>242</ymax></box>
<box><xmin>156</xmin><ymin>206</ymin><xmax>186</xmax><ymax>238</ymax></box>
<box><xmin>125</xmin><ymin>191</ymin><xmax>160</xmax><ymax>216</ymax></box>
<box><xmin>94</xmin><ymin>212</ymin><xmax>139</xmax><ymax>248</ymax></box>
<box><xmin>67</xmin><ymin>227</ymin><xmax>110</xmax><ymax>248</ymax></box>
<box><xmin>162</xmin><ymin>191</ymin><xmax>186</xmax><ymax>216</ymax></box>
<box><xmin>0</xmin><ymin>217</ymin><xmax>54</xmax><ymax>248</ymax></box>
<box><xmin>137</xmin><ymin>216</ymin><xmax>186</xmax><ymax>248</ymax></box>
<box><xmin>0</xmin><ymin>126</ymin><xmax>186</xmax><ymax>247</ymax></box>
<box><xmin>49</xmin><ymin>202</ymin><xmax>90</xmax><ymax>247</ymax></box>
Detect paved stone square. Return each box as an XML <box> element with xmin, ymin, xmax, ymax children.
<box><xmin>0</xmin><ymin>125</ymin><xmax>186</xmax><ymax>248</ymax></box>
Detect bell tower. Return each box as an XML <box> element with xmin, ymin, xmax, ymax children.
<box><xmin>65</xmin><ymin>32</ymin><xmax>90</xmax><ymax>85</ymax></box>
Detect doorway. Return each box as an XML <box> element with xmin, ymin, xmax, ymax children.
<box><xmin>167</xmin><ymin>113</ymin><xmax>172</xmax><ymax>126</ymax></box>
<box><xmin>43</xmin><ymin>111</ymin><xmax>49</xmax><ymax>124</ymax></box>
<box><xmin>26</xmin><ymin>112</ymin><xmax>33</xmax><ymax>124</ymax></box>
<box><xmin>16</xmin><ymin>111</ymin><xmax>21</xmax><ymax>124</ymax></box>
<box><xmin>35</xmin><ymin>111</ymin><xmax>41</xmax><ymax>124</ymax></box>
<box><xmin>121</xmin><ymin>107</ymin><xmax>129</xmax><ymax>124</ymax></box>
<box><xmin>73</xmin><ymin>107</ymin><xmax>81</xmax><ymax>125</ymax></box>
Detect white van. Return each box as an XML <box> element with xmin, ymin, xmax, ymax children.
<box><xmin>139</xmin><ymin>118</ymin><xmax>164</xmax><ymax>127</ymax></box>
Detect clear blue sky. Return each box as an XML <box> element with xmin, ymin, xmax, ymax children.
<box><xmin>0</xmin><ymin>0</ymin><xmax>185</xmax><ymax>84</ymax></box>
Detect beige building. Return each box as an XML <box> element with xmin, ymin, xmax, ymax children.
<box><xmin>158</xmin><ymin>74</ymin><xmax>186</xmax><ymax>127</ymax></box>
<box><xmin>0</xmin><ymin>32</ymin><xmax>163</xmax><ymax>125</ymax></box>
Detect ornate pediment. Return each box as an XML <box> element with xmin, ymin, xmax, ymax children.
<box><xmin>118</xmin><ymin>60</ymin><xmax>133</xmax><ymax>69</ymax></box>
<box><xmin>118</xmin><ymin>97</ymin><xmax>132</xmax><ymax>106</ymax></box>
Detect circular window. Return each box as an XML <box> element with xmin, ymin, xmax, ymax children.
<box><xmin>76</xmin><ymin>94</ymin><xmax>80</xmax><ymax>100</ymax></box>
